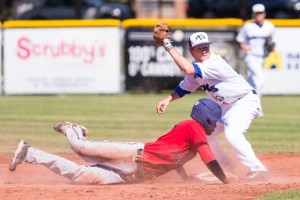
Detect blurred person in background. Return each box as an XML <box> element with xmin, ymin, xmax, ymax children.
<box><xmin>12</xmin><ymin>0</ymin><xmax>43</xmax><ymax>18</ymax></box>
<box><xmin>236</xmin><ymin>3</ymin><xmax>275</xmax><ymax>116</ymax></box>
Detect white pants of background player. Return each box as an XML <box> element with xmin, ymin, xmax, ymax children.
<box><xmin>207</xmin><ymin>90</ymin><xmax>267</xmax><ymax>173</ymax></box>
<box><xmin>245</xmin><ymin>54</ymin><xmax>265</xmax><ymax>98</ymax></box>
<box><xmin>24</xmin><ymin>126</ymin><xmax>144</xmax><ymax>184</ymax></box>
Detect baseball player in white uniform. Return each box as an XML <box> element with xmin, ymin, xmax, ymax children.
<box><xmin>236</xmin><ymin>3</ymin><xmax>275</xmax><ymax>112</ymax></box>
<box><xmin>156</xmin><ymin>29</ymin><xmax>270</xmax><ymax>181</ymax></box>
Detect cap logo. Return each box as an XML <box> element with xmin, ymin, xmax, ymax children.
<box><xmin>195</xmin><ymin>34</ymin><xmax>205</xmax><ymax>41</ymax></box>
<box><xmin>189</xmin><ymin>32</ymin><xmax>211</xmax><ymax>48</ymax></box>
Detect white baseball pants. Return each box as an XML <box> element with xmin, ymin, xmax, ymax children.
<box><xmin>245</xmin><ymin>54</ymin><xmax>265</xmax><ymax>98</ymax></box>
<box><xmin>207</xmin><ymin>90</ymin><xmax>267</xmax><ymax>172</ymax></box>
<box><xmin>25</xmin><ymin>126</ymin><xmax>145</xmax><ymax>184</ymax></box>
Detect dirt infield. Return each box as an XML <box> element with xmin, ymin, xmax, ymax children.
<box><xmin>1</xmin><ymin>153</ymin><xmax>300</xmax><ymax>200</ymax></box>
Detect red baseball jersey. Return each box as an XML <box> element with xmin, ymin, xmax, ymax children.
<box><xmin>142</xmin><ymin>119</ymin><xmax>216</xmax><ymax>175</ymax></box>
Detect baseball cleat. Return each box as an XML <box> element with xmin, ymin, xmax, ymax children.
<box><xmin>54</xmin><ymin>121</ymin><xmax>88</xmax><ymax>136</ymax></box>
<box><xmin>240</xmin><ymin>171</ymin><xmax>270</xmax><ymax>182</ymax></box>
<box><xmin>9</xmin><ymin>140</ymin><xmax>30</xmax><ymax>171</ymax></box>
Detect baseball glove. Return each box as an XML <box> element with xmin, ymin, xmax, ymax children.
<box><xmin>265</xmin><ymin>36</ymin><xmax>275</xmax><ymax>52</ymax></box>
<box><xmin>153</xmin><ymin>22</ymin><xmax>171</xmax><ymax>46</ymax></box>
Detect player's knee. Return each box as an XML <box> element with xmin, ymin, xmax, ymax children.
<box><xmin>70</xmin><ymin>141</ymin><xmax>86</xmax><ymax>154</ymax></box>
<box><xmin>224</xmin><ymin>130</ymin><xmax>247</xmax><ymax>144</ymax></box>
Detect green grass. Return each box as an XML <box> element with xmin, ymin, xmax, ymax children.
<box><xmin>246</xmin><ymin>95</ymin><xmax>300</xmax><ymax>153</ymax></box>
<box><xmin>0</xmin><ymin>92</ymin><xmax>198</xmax><ymax>153</ymax></box>
<box><xmin>0</xmin><ymin>93</ymin><xmax>300</xmax><ymax>154</ymax></box>
<box><xmin>255</xmin><ymin>190</ymin><xmax>300</xmax><ymax>200</ymax></box>
<box><xmin>1</xmin><ymin>93</ymin><xmax>299</xmax><ymax>199</ymax></box>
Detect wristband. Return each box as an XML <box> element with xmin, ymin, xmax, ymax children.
<box><xmin>163</xmin><ymin>38</ymin><xmax>173</xmax><ymax>51</ymax></box>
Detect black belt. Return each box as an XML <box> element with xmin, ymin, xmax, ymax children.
<box><xmin>118</xmin><ymin>149</ymin><xmax>154</xmax><ymax>184</ymax></box>
<box><xmin>136</xmin><ymin>148</ymin><xmax>143</xmax><ymax>162</ymax></box>
<box><xmin>230</xmin><ymin>90</ymin><xmax>257</xmax><ymax>104</ymax></box>
<box><xmin>134</xmin><ymin>149</ymin><xmax>156</xmax><ymax>181</ymax></box>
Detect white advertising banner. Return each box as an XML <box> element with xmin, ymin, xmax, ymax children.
<box><xmin>3</xmin><ymin>27</ymin><xmax>122</xmax><ymax>94</ymax></box>
<box><xmin>262</xmin><ymin>27</ymin><xmax>300</xmax><ymax>95</ymax></box>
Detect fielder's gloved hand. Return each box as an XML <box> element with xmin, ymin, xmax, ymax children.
<box><xmin>153</xmin><ymin>22</ymin><xmax>173</xmax><ymax>50</ymax></box>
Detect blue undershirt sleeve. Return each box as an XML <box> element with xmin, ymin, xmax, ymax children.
<box><xmin>192</xmin><ymin>61</ymin><xmax>203</xmax><ymax>78</ymax></box>
<box><xmin>174</xmin><ymin>85</ymin><xmax>191</xmax><ymax>98</ymax></box>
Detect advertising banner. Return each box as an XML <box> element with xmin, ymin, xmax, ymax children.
<box><xmin>3</xmin><ymin>27</ymin><xmax>122</xmax><ymax>94</ymax></box>
<box><xmin>262</xmin><ymin>27</ymin><xmax>300</xmax><ymax>94</ymax></box>
<box><xmin>124</xmin><ymin>29</ymin><xmax>238</xmax><ymax>91</ymax></box>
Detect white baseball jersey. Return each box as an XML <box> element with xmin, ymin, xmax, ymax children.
<box><xmin>175</xmin><ymin>53</ymin><xmax>267</xmax><ymax>172</ymax></box>
<box><xmin>178</xmin><ymin>53</ymin><xmax>253</xmax><ymax>105</ymax></box>
<box><xmin>236</xmin><ymin>20</ymin><xmax>275</xmax><ymax>57</ymax></box>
